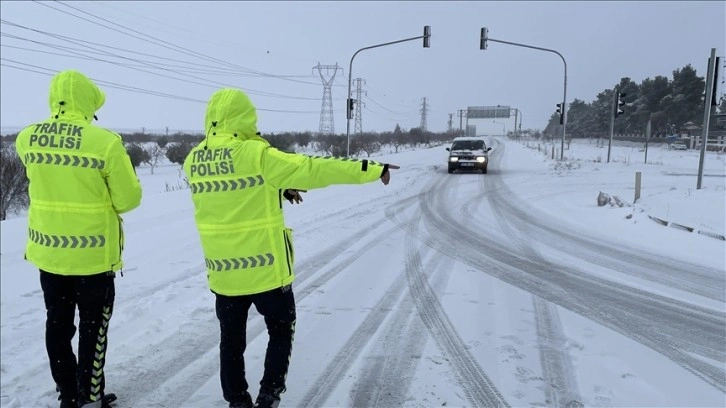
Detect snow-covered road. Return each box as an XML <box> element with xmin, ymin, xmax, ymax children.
<box><xmin>2</xmin><ymin>138</ymin><xmax>724</xmax><ymax>407</ymax></box>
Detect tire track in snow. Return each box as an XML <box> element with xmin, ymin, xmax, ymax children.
<box><xmin>419</xmin><ymin>162</ymin><xmax>726</xmax><ymax>393</ymax></box>
<box><xmin>113</xmin><ymin>219</ymin><xmax>401</xmax><ymax>407</ymax></box>
<box><xmin>403</xmin><ymin>204</ymin><xmax>510</xmax><ymax>408</ymax></box>
<box><xmin>474</xmin><ymin>147</ymin><xmax>583</xmax><ymax>407</ymax></box>
<box><xmin>296</xmin><ymin>247</ymin><xmax>409</xmax><ymax>407</ymax></box>
<box><xmin>483</xmin><ymin>143</ymin><xmax>725</xmax><ymax>386</ymax></box>
<box><xmin>485</xmin><ymin>143</ymin><xmax>724</xmax><ymax>303</ymax></box>
<box><xmin>468</xmin><ymin>170</ymin><xmax>584</xmax><ymax>406</ymax></box>
<box><xmin>350</xmin><ymin>200</ymin><xmax>451</xmax><ymax>408</ymax></box>
<box><xmin>532</xmin><ymin>297</ymin><xmax>583</xmax><ymax>408</ymax></box>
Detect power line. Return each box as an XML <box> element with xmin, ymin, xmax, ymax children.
<box><xmin>1</xmin><ymin>58</ymin><xmax>338</xmax><ymax>114</ymax></box>
<box><xmin>0</xmin><ymin>39</ymin><xmax>309</xmax><ymax>78</ymax></box>
<box><xmin>1</xmin><ymin>59</ymin><xmax>206</xmax><ymax>104</ymax></box>
<box><xmin>0</xmin><ymin>26</ymin><xmax>242</xmax><ymax>74</ymax></box>
<box><xmin>332</xmin><ymin>77</ymin><xmax>416</xmax><ymax>116</ymax></box>
<box><xmin>362</xmin><ymin>106</ymin><xmax>403</xmax><ymax>123</ymax></box>
<box><xmin>0</xmin><ymin>32</ymin><xmax>248</xmax><ymax>94</ymax></box>
<box><xmin>88</xmin><ymin>1</ymin><xmax>322</xmax><ymax>68</ymax></box>
<box><xmin>1</xmin><ymin>20</ymin><xmax>310</xmax><ymax>78</ymax></box>
<box><xmin>0</xmin><ymin>21</ymin><xmax>323</xmax><ymax>100</ymax></box>
<box><xmin>365</xmin><ymin>94</ymin><xmax>409</xmax><ymax>115</ymax></box>
<box><xmin>36</xmin><ymin>0</ymin><xmax>322</xmax><ymax>86</ymax></box>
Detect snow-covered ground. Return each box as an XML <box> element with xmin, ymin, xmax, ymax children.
<box><xmin>1</xmin><ymin>137</ymin><xmax>724</xmax><ymax>407</ymax></box>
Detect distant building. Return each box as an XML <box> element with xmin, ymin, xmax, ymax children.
<box><xmin>715</xmin><ymin>112</ymin><xmax>726</xmax><ymax>129</ymax></box>
<box><xmin>680</xmin><ymin>121</ymin><xmax>701</xmax><ymax>137</ymax></box>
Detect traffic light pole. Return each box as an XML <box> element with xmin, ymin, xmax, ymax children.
<box><xmin>480</xmin><ymin>33</ymin><xmax>567</xmax><ymax>159</ymax></box>
<box><xmin>346</xmin><ymin>27</ymin><xmax>431</xmax><ymax>157</ymax></box>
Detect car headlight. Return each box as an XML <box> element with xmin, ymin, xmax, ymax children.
<box><xmin>476</xmin><ymin>156</ymin><xmax>487</xmax><ymax>163</ymax></box>
<box><xmin>449</xmin><ymin>157</ymin><xmax>459</xmax><ymax>162</ymax></box>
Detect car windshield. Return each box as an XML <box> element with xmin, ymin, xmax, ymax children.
<box><xmin>451</xmin><ymin>140</ymin><xmax>485</xmax><ymax>151</ymax></box>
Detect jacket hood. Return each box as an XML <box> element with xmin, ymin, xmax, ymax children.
<box><xmin>205</xmin><ymin>88</ymin><xmax>265</xmax><ymax>143</ymax></box>
<box><xmin>48</xmin><ymin>70</ymin><xmax>105</xmax><ymax>123</ymax></box>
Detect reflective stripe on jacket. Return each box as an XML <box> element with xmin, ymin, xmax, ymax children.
<box><xmin>15</xmin><ymin>70</ymin><xmax>142</xmax><ymax>275</ymax></box>
<box><xmin>184</xmin><ymin>88</ymin><xmax>385</xmax><ymax>296</ymax></box>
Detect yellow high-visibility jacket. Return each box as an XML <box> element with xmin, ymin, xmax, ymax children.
<box><xmin>184</xmin><ymin>88</ymin><xmax>386</xmax><ymax>296</ymax></box>
<box><xmin>15</xmin><ymin>70</ymin><xmax>142</xmax><ymax>275</ymax></box>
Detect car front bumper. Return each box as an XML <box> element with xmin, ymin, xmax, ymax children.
<box><xmin>449</xmin><ymin>160</ymin><xmax>487</xmax><ymax>171</ymax></box>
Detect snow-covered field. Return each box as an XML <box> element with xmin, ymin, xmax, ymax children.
<box><xmin>1</xmin><ymin>137</ymin><xmax>724</xmax><ymax>407</ymax></box>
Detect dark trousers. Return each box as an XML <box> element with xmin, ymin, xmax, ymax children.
<box><xmin>40</xmin><ymin>270</ymin><xmax>115</xmax><ymax>403</ymax></box>
<box><xmin>215</xmin><ymin>285</ymin><xmax>296</xmax><ymax>403</ymax></box>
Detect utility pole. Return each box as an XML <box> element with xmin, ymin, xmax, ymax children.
<box><xmin>448</xmin><ymin>113</ymin><xmax>453</xmax><ymax>132</ymax></box>
<box><xmin>697</xmin><ymin>48</ymin><xmax>718</xmax><ymax>189</ymax></box>
<box><xmin>314</xmin><ymin>62</ymin><xmax>342</xmax><ymax>135</ymax></box>
<box><xmin>644</xmin><ymin>117</ymin><xmax>651</xmax><ymax>164</ymax></box>
<box><xmin>419</xmin><ymin>97</ymin><xmax>428</xmax><ymax>131</ymax></box>
<box><xmin>353</xmin><ymin>78</ymin><xmax>365</xmax><ymax>134</ymax></box>
<box><xmin>457</xmin><ymin>109</ymin><xmax>466</xmax><ymax>133</ymax></box>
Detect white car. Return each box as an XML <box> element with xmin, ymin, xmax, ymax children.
<box><xmin>669</xmin><ymin>141</ymin><xmax>688</xmax><ymax>151</ymax></box>
<box><xmin>446</xmin><ymin>137</ymin><xmax>492</xmax><ymax>174</ymax></box>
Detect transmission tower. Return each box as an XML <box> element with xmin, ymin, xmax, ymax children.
<box><xmin>313</xmin><ymin>62</ymin><xmax>342</xmax><ymax>135</ymax></box>
<box><xmin>447</xmin><ymin>113</ymin><xmax>453</xmax><ymax>132</ymax></box>
<box><xmin>419</xmin><ymin>97</ymin><xmax>429</xmax><ymax>131</ymax></box>
<box><xmin>354</xmin><ymin>78</ymin><xmax>366</xmax><ymax>134</ymax></box>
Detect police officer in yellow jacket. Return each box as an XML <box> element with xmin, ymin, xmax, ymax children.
<box><xmin>15</xmin><ymin>70</ymin><xmax>142</xmax><ymax>408</ymax></box>
<box><xmin>183</xmin><ymin>88</ymin><xmax>398</xmax><ymax>408</ymax></box>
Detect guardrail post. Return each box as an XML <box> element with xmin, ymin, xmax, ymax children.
<box><xmin>635</xmin><ymin>171</ymin><xmax>641</xmax><ymax>203</ymax></box>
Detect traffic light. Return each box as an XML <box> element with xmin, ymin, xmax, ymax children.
<box><xmin>556</xmin><ymin>103</ymin><xmax>564</xmax><ymax>124</ymax></box>
<box><xmin>711</xmin><ymin>57</ymin><xmax>721</xmax><ymax>106</ymax></box>
<box><xmin>347</xmin><ymin>98</ymin><xmax>355</xmax><ymax>119</ymax></box>
<box><xmin>615</xmin><ymin>91</ymin><xmax>626</xmax><ymax>117</ymax></box>
<box><xmin>480</xmin><ymin>27</ymin><xmax>489</xmax><ymax>50</ymax></box>
<box><xmin>423</xmin><ymin>25</ymin><xmax>431</xmax><ymax>48</ymax></box>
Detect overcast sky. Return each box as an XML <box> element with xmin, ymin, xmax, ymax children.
<box><xmin>1</xmin><ymin>1</ymin><xmax>724</xmax><ymax>136</ymax></box>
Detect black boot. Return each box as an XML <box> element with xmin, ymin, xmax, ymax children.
<box><xmin>228</xmin><ymin>392</ymin><xmax>254</xmax><ymax>408</ymax></box>
<box><xmin>56</xmin><ymin>385</ymin><xmax>77</xmax><ymax>408</ymax></box>
<box><xmin>58</xmin><ymin>395</ymin><xmax>76</xmax><ymax>408</ymax></box>
<box><xmin>78</xmin><ymin>393</ymin><xmax>117</xmax><ymax>408</ymax></box>
<box><xmin>253</xmin><ymin>390</ymin><xmax>281</xmax><ymax>408</ymax></box>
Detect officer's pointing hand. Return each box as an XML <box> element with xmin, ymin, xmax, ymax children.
<box><xmin>380</xmin><ymin>164</ymin><xmax>400</xmax><ymax>185</ymax></box>
<box><xmin>284</xmin><ymin>189</ymin><xmax>306</xmax><ymax>204</ymax></box>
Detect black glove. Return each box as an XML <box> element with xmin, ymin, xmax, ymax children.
<box><xmin>283</xmin><ymin>189</ymin><xmax>296</xmax><ymax>201</ymax></box>
<box><xmin>283</xmin><ymin>189</ymin><xmax>306</xmax><ymax>204</ymax></box>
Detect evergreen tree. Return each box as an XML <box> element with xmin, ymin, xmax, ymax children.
<box><xmin>665</xmin><ymin>64</ymin><xmax>705</xmax><ymax>129</ymax></box>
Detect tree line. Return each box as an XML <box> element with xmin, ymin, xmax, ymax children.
<box><xmin>119</xmin><ymin>125</ymin><xmax>458</xmax><ymax>169</ymax></box>
<box><xmin>0</xmin><ymin>125</ymin><xmax>459</xmax><ymax>219</ymax></box>
<box><xmin>546</xmin><ymin>64</ymin><xmax>726</xmax><ymax>139</ymax></box>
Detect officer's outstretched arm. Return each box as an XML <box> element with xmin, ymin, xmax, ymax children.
<box><xmin>260</xmin><ymin>146</ymin><xmax>388</xmax><ymax>191</ymax></box>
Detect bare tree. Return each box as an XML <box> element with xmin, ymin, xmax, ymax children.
<box><xmin>356</xmin><ymin>133</ymin><xmax>381</xmax><ymax>157</ymax></box>
<box><xmin>144</xmin><ymin>143</ymin><xmax>165</xmax><ymax>174</ymax></box>
<box><xmin>0</xmin><ymin>144</ymin><xmax>29</xmax><ymax>220</ymax></box>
